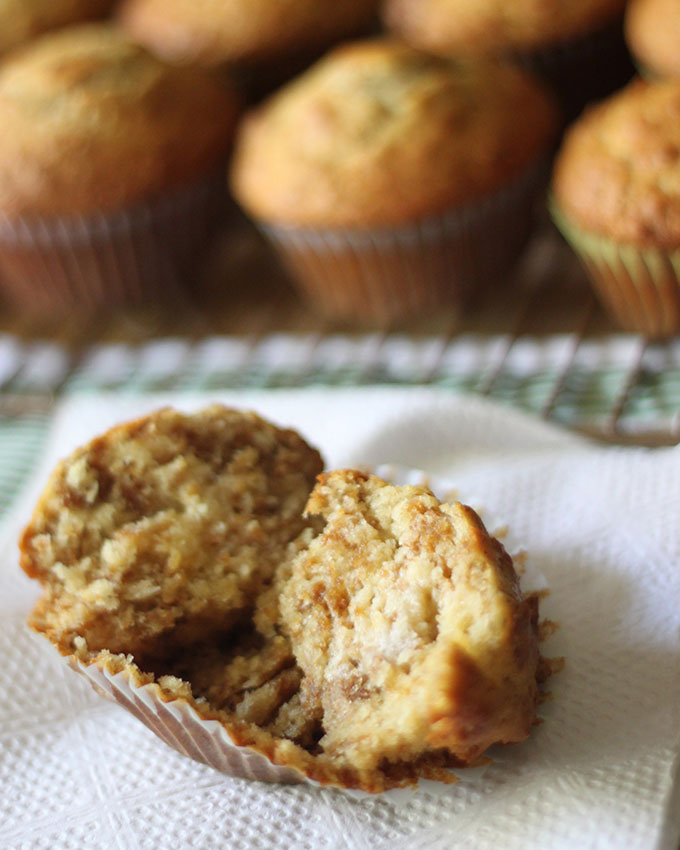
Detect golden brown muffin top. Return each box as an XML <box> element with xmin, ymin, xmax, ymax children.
<box><xmin>626</xmin><ymin>0</ymin><xmax>680</xmax><ymax>79</ymax></box>
<box><xmin>230</xmin><ymin>39</ymin><xmax>557</xmax><ymax>228</ymax></box>
<box><xmin>118</xmin><ymin>0</ymin><xmax>378</xmax><ymax>68</ymax></box>
<box><xmin>0</xmin><ymin>0</ymin><xmax>114</xmax><ymax>57</ymax></box>
<box><xmin>552</xmin><ymin>78</ymin><xmax>680</xmax><ymax>249</ymax></box>
<box><xmin>0</xmin><ymin>24</ymin><xmax>239</xmax><ymax>218</ymax></box>
<box><xmin>384</xmin><ymin>0</ymin><xmax>627</xmax><ymax>55</ymax></box>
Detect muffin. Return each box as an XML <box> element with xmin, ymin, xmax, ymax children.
<box><xmin>118</xmin><ymin>0</ymin><xmax>379</xmax><ymax>99</ymax></box>
<box><xmin>0</xmin><ymin>24</ymin><xmax>239</xmax><ymax>315</ymax></box>
<box><xmin>552</xmin><ymin>78</ymin><xmax>680</xmax><ymax>337</ymax></box>
<box><xmin>383</xmin><ymin>0</ymin><xmax>633</xmax><ymax>119</ymax></box>
<box><xmin>20</xmin><ymin>406</ymin><xmax>323</xmax><ymax>658</ymax></box>
<box><xmin>0</xmin><ymin>0</ymin><xmax>114</xmax><ymax>57</ymax></box>
<box><xmin>279</xmin><ymin>471</ymin><xmax>541</xmax><ymax>773</ymax></box>
<box><xmin>21</xmin><ymin>412</ymin><xmax>544</xmax><ymax>791</ymax></box>
<box><xmin>626</xmin><ymin>0</ymin><xmax>680</xmax><ymax>79</ymax></box>
<box><xmin>230</xmin><ymin>39</ymin><xmax>558</xmax><ymax>325</ymax></box>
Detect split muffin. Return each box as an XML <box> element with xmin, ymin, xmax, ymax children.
<box><xmin>230</xmin><ymin>39</ymin><xmax>558</xmax><ymax>325</ymax></box>
<box><xmin>383</xmin><ymin>0</ymin><xmax>632</xmax><ymax>118</ymax></box>
<box><xmin>0</xmin><ymin>24</ymin><xmax>239</xmax><ymax>315</ymax></box>
<box><xmin>552</xmin><ymin>78</ymin><xmax>680</xmax><ymax>337</ymax></box>
<box><xmin>21</xmin><ymin>410</ymin><xmax>543</xmax><ymax>791</ymax></box>
<box><xmin>625</xmin><ymin>0</ymin><xmax>680</xmax><ymax>79</ymax></box>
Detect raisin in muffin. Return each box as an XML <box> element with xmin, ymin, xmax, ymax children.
<box><xmin>552</xmin><ymin>77</ymin><xmax>680</xmax><ymax>336</ymax></box>
<box><xmin>230</xmin><ymin>39</ymin><xmax>557</xmax><ymax>325</ymax></box>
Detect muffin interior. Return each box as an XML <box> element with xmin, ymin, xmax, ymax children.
<box><xmin>22</xmin><ymin>411</ymin><xmax>543</xmax><ymax>791</ymax></box>
<box><xmin>279</xmin><ymin>471</ymin><xmax>540</xmax><ymax>771</ymax></box>
<box><xmin>20</xmin><ymin>406</ymin><xmax>323</xmax><ymax>658</ymax></box>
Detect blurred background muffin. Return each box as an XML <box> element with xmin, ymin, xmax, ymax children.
<box><xmin>552</xmin><ymin>78</ymin><xmax>680</xmax><ymax>338</ymax></box>
<box><xmin>382</xmin><ymin>0</ymin><xmax>633</xmax><ymax>119</ymax></box>
<box><xmin>625</xmin><ymin>0</ymin><xmax>680</xmax><ymax>79</ymax></box>
<box><xmin>230</xmin><ymin>39</ymin><xmax>558</xmax><ymax>326</ymax></box>
<box><xmin>118</xmin><ymin>0</ymin><xmax>380</xmax><ymax>99</ymax></box>
<box><xmin>0</xmin><ymin>24</ymin><xmax>239</xmax><ymax>315</ymax></box>
<box><xmin>0</xmin><ymin>0</ymin><xmax>114</xmax><ymax>57</ymax></box>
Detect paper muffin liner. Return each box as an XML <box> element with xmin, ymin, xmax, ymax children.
<box><xmin>551</xmin><ymin>202</ymin><xmax>680</xmax><ymax>338</ymax></box>
<box><xmin>67</xmin><ymin>654</ymin><xmax>311</xmax><ymax>785</ymax></box>
<box><xmin>259</xmin><ymin>160</ymin><xmax>547</xmax><ymax>327</ymax></box>
<box><xmin>510</xmin><ymin>16</ymin><xmax>634</xmax><ymax>120</ymax></box>
<box><xmin>0</xmin><ymin>173</ymin><xmax>223</xmax><ymax>316</ymax></box>
<box><xmin>54</xmin><ymin>465</ymin><xmax>550</xmax><ymax>791</ymax></box>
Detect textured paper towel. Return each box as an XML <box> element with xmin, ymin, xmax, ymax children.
<box><xmin>1</xmin><ymin>388</ymin><xmax>679</xmax><ymax>850</ymax></box>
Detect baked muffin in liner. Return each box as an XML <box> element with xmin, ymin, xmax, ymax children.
<box><xmin>24</xmin><ymin>445</ymin><xmax>551</xmax><ymax>792</ymax></box>
<box><xmin>230</xmin><ymin>42</ymin><xmax>558</xmax><ymax>327</ymax></box>
<box><xmin>0</xmin><ymin>25</ymin><xmax>239</xmax><ymax>316</ymax></box>
<box><xmin>259</xmin><ymin>159</ymin><xmax>546</xmax><ymax>326</ymax></box>
<box><xmin>551</xmin><ymin>203</ymin><xmax>680</xmax><ymax>337</ymax></box>
<box><xmin>0</xmin><ymin>174</ymin><xmax>222</xmax><ymax>315</ymax></box>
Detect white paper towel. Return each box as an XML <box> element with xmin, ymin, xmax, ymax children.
<box><xmin>1</xmin><ymin>388</ymin><xmax>679</xmax><ymax>850</ymax></box>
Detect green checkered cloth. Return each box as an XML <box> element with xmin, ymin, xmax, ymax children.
<box><xmin>0</xmin><ymin>331</ymin><xmax>676</xmax><ymax>520</ymax></box>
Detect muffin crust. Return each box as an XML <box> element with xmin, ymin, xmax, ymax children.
<box><xmin>552</xmin><ymin>78</ymin><xmax>680</xmax><ymax>248</ymax></box>
<box><xmin>626</xmin><ymin>0</ymin><xmax>680</xmax><ymax>79</ymax></box>
<box><xmin>118</xmin><ymin>0</ymin><xmax>378</xmax><ymax>68</ymax></box>
<box><xmin>0</xmin><ymin>25</ymin><xmax>239</xmax><ymax>218</ymax></box>
<box><xmin>230</xmin><ymin>39</ymin><xmax>557</xmax><ymax>227</ymax></box>
<box><xmin>384</xmin><ymin>0</ymin><xmax>627</xmax><ymax>55</ymax></box>
<box><xmin>0</xmin><ymin>0</ymin><xmax>113</xmax><ymax>57</ymax></box>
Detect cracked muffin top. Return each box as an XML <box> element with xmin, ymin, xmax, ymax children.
<box><xmin>20</xmin><ymin>405</ymin><xmax>323</xmax><ymax>659</ymax></box>
<box><xmin>117</xmin><ymin>0</ymin><xmax>378</xmax><ymax>68</ymax></box>
<box><xmin>279</xmin><ymin>470</ymin><xmax>540</xmax><ymax>772</ymax></box>
<box><xmin>0</xmin><ymin>24</ymin><xmax>239</xmax><ymax>218</ymax></box>
<box><xmin>626</xmin><ymin>0</ymin><xmax>680</xmax><ymax>79</ymax></box>
<box><xmin>383</xmin><ymin>0</ymin><xmax>627</xmax><ymax>55</ymax></box>
<box><xmin>552</xmin><ymin>78</ymin><xmax>680</xmax><ymax>248</ymax></box>
<box><xmin>230</xmin><ymin>39</ymin><xmax>557</xmax><ymax>227</ymax></box>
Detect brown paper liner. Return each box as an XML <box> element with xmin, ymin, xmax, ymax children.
<box><xmin>551</xmin><ymin>202</ymin><xmax>680</xmax><ymax>338</ymax></box>
<box><xmin>260</xmin><ymin>159</ymin><xmax>547</xmax><ymax>327</ymax></box>
<box><xmin>0</xmin><ymin>174</ymin><xmax>223</xmax><ymax>316</ymax></box>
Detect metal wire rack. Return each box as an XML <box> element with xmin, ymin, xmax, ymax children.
<box><xmin>0</xmin><ymin>223</ymin><xmax>677</xmax><ymax>446</ymax></box>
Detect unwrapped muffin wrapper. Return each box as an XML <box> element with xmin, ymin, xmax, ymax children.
<box><xmin>0</xmin><ymin>173</ymin><xmax>222</xmax><ymax>315</ymax></box>
<box><xmin>259</xmin><ymin>159</ymin><xmax>547</xmax><ymax>327</ymax></box>
<box><xmin>68</xmin><ymin>655</ymin><xmax>310</xmax><ymax>785</ymax></box>
<box><xmin>56</xmin><ymin>466</ymin><xmax>547</xmax><ymax>790</ymax></box>
<box><xmin>551</xmin><ymin>201</ymin><xmax>680</xmax><ymax>338</ymax></box>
